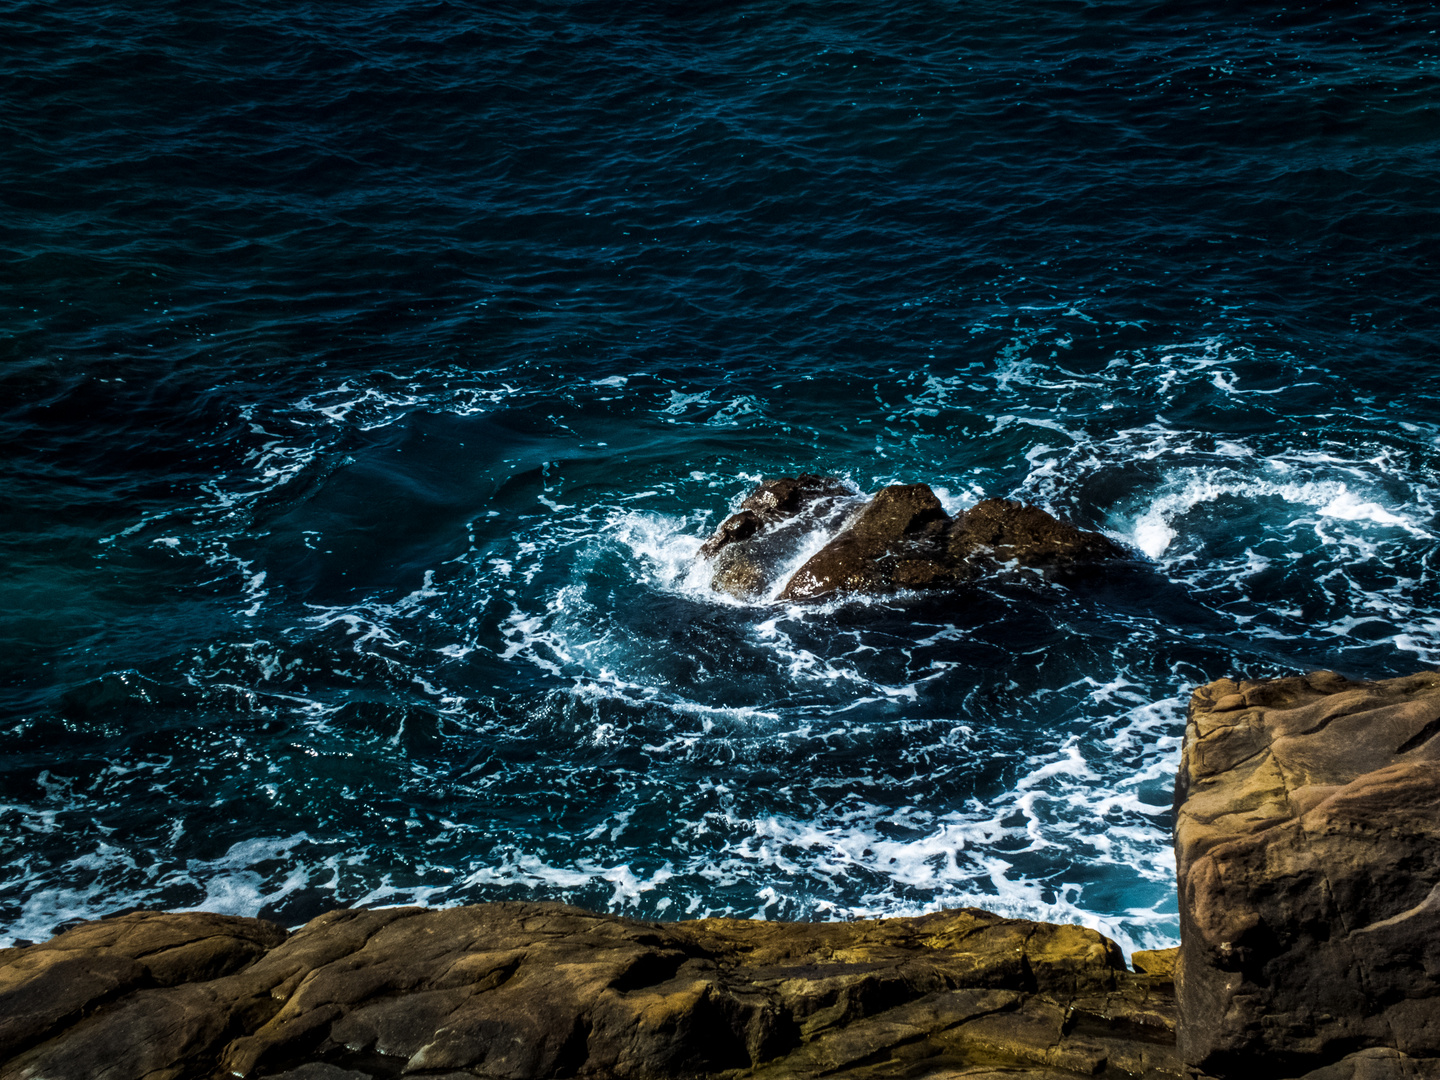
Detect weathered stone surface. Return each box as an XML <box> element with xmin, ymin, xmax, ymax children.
<box><xmin>779</xmin><ymin>489</ymin><xmax>1123</xmax><ymax>602</ymax></box>
<box><xmin>0</xmin><ymin>903</ymin><xmax>1179</xmax><ymax>1080</ymax></box>
<box><xmin>1175</xmin><ymin>669</ymin><xmax>1440</xmax><ymax>1078</ymax></box>
<box><xmin>946</xmin><ymin>498</ymin><xmax>1126</xmax><ymax>570</ymax></box>
<box><xmin>1296</xmin><ymin>1048</ymin><xmax>1440</xmax><ymax>1080</ymax></box>
<box><xmin>269</xmin><ymin>1067</ymin><xmax>375</xmax><ymax>1080</ymax></box>
<box><xmin>22</xmin><ymin>662</ymin><xmax>1440</xmax><ymax>1080</ymax></box>
<box><xmin>1130</xmin><ymin>947</ymin><xmax>1178</xmax><ymax>980</ymax></box>
<box><xmin>0</xmin><ymin>909</ymin><xmax>286</xmax><ymax>1063</ymax></box>
<box><xmin>779</xmin><ymin>484</ymin><xmax>953</xmax><ymax>600</ymax></box>
<box><xmin>736</xmin><ymin>475</ymin><xmax>855</xmax><ymax>522</ymax></box>
<box><xmin>699</xmin><ymin>474</ymin><xmax>860</xmax><ymax>600</ymax></box>
<box><xmin>700</xmin><ymin>478</ymin><xmax>1125</xmax><ymax>603</ymax></box>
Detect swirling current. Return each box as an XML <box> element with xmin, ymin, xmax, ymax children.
<box><xmin>2</xmin><ymin>2</ymin><xmax>1439</xmax><ymax>954</ymax></box>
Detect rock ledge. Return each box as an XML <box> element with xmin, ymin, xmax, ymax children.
<box><xmin>0</xmin><ymin>904</ymin><xmax>1179</xmax><ymax>1080</ymax></box>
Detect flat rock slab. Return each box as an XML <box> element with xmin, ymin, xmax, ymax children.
<box><xmin>1175</xmin><ymin>670</ymin><xmax>1440</xmax><ymax>1078</ymax></box>
<box><xmin>0</xmin><ymin>903</ymin><xmax>1179</xmax><ymax>1080</ymax></box>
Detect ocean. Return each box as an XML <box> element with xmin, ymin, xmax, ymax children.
<box><xmin>2</xmin><ymin>0</ymin><xmax>1438</xmax><ymax>954</ymax></box>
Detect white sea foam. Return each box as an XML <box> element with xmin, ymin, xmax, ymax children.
<box><xmin>1125</xmin><ymin>474</ymin><xmax>1429</xmax><ymax>560</ymax></box>
<box><xmin>37</xmin><ymin>339</ymin><xmax>1434</xmax><ymax>961</ymax></box>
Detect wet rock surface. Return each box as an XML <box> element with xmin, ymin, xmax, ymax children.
<box><xmin>779</xmin><ymin>484</ymin><xmax>954</xmax><ymax>601</ymax></box>
<box><xmin>1175</xmin><ymin>670</ymin><xmax>1440</xmax><ymax>1079</ymax></box>
<box><xmin>698</xmin><ymin>476</ymin><xmax>1126</xmax><ymax>602</ymax></box>
<box><xmin>945</xmin><ymin>499</ymin><xmax>1126</xmax><ymax>572</ymax></box>
<box><xmin>700</xmin><ymin>474</ymin><xmax>861</xmax><ymax>600</ymax></box>
<box><xmin>0</xmin><ymin>903</ymin><xmax>1180</xmax><ymax>1080</ymax></box>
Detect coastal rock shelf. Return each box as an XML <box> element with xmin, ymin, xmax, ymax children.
<box><xmin>699</xmin><ymin>476</ymin><xmax>1126</xmax><ymax>602</ymax></box>
<box><xmin>0</xmin><ymin>904</ymin><xmax>1180</xmax><ymax>1080</ymax></box>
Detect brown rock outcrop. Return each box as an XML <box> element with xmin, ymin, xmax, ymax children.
<box><xmin>699</xmin><ymin>474</ymin><xmax>861</xmax><ymax>600</ymax></box>
<box><xmin>1175</xmin><ymin>670</ymin><xmax>1440</xmax><ymax>1078</ymax></box>
<box><xmin>946</xmin><ymin>498</ymin><xmax>1125</xmax><ymax>570</ymax></box>
<box><xmin>0</xmin><ymin>910</ymin><xmax>286</xmax><ymax>1065</ymax></box>
<box><xmin>0</xmin><ymin>903</ymin><xmax>1180</xmax><ymax>1080</ymax></box>
<box><xmin>27</xmin><ymin>667</ymin><xmax>1440</xmax><ymax>1080</ymax></box>
<box><xmin>779</xmin><ymin>484</ymin><xmax>955</xmax><ymax>600</ymax></box>
<box><xmin>699</xmin><ymin>476</ymin><xmax>1125</xmax><ymax>603</ymax></box>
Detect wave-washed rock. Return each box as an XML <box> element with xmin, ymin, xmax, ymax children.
<box><xmin>0</xmin><ymin>903</ymin><xmax>1181</xmax><ymax>1080</ymax></box>
<box><xmin>697</xmin><ymin>476</ymin><xmax>1126</xmax><ymax>602</ymax></box>
<box><xmin>1176</xmin><ymin>670</ymin><xmax>1440</xmax><ymax>1080</ymax></box>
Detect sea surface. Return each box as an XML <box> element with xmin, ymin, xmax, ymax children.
<box><xmin>3</xmin><ymin>1</ymin><xmax>1438</xmax><ymax>953</ymax></box>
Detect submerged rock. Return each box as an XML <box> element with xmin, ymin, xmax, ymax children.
<box><xmin>1174</xmin><ymin>670</ymin><xmax>1440</xmax><ymax>1078</ymax></box>
<box><xmin>0</xmin><ymin>903</ymin><xmax>1181</xmax><ymax>1080</ymax></box>
<box><xmin>699</xmin><ymin>476</ymin><xmax>1125</xmax><ymax>602</ymax></box>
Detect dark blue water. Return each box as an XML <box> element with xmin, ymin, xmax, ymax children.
<box><xmin>3</xmin><ymin>1</ymin><xmax>1438</xmax><ymax>953</ymax></box>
